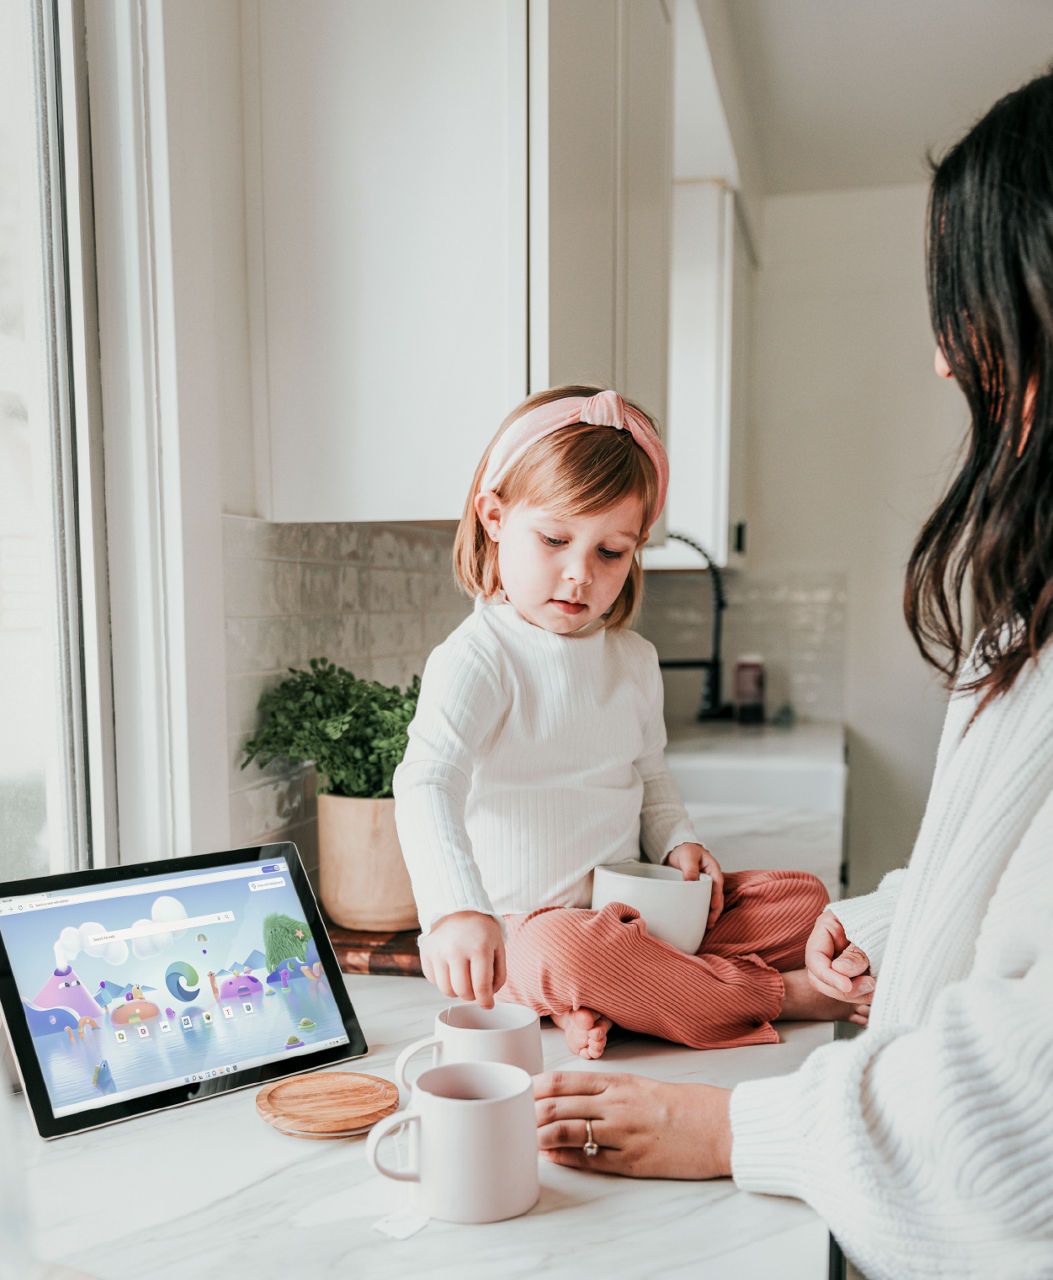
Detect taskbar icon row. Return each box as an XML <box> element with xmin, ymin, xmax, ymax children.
<box><xmin>185</xmin><ymin>1065</ymin><xmax>238</xmax><ymax>1083</ymax></box>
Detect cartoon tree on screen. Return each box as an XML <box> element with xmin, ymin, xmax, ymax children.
<box><xmin>263</xmin><ymin>912</ymin><xmax>312</xmax><ymax>973</ymax></box>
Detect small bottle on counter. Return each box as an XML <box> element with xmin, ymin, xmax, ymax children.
<box><xmin>734</xmin><ymin>654</ymin><xmax>765</xmax><ymax>724</ymax></box>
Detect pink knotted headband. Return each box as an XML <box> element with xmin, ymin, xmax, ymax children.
<box><xmin>480</xmin><ymin>390</ymin><xmax>669</xmax><ymax>529</ymax></box>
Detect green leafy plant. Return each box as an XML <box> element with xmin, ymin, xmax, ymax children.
<box><xmin>241</xmin><ymin>658</ymin><xmax>420</xmax><ymax>799</ymax></box>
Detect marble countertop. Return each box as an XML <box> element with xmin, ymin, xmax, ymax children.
<box><xmin>9</xmin><ymin>974</ymin><xmax>833</xmax><ymax>1280</ymax></box>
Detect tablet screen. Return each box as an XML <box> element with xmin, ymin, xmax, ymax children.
<box><xmin>0</xmin><ymin>844</ymin><xmax>367</xmax><ymax>1138</ymax></box>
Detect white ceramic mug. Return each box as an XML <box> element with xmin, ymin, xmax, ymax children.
<box><xmin>395</xmin><ymin>1001</ymin><xmax>543</xmax><ymax>1091</ymax></box>
<box><xmin>591</xmin><ymin>860</ymin><xmax>712</xmax><ymax>953</ymax></box>
<box><xmin>366</xmin><ymin>1061</ymin><xmax>540</xmax><ymax>1224</ymax></box>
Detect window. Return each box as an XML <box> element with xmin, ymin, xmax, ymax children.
<box><xmin>0</xmin><ymin>1</ymin><xmax>106</xmax><ymax>882</ymax></box>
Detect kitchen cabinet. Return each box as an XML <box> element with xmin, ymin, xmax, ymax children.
<box><xmin>643</xmin><ymin>179</ymin><xmax>753</xmax><ymax>568</ymax></box>
<box><xmin>529</xmin><ymin>0</ymin><xmax>673</xmax><ymax>428</ymax></box>
<box><xmin>242</xmin><ymin>0</ymin><xmax>673</xmax><ymax>523</ymax></box>
<box><xmin>242</xmin><ymin>0</ymin><xmax>528</xmax><ymax>523</ymax></box>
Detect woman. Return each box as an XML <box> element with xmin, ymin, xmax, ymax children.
<box><xmin>533</xmin><ymin>65</ymin><xmax>1053</xmax><ymax>1280</ymax></box>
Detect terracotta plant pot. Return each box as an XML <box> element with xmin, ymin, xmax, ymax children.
<box><xmin>317</xmin><ymin>794</ymin><xmax>419</xmax><ymax>931</ymax></box>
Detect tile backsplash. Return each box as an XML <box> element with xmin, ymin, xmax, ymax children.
<box><xmin>224</xmin><ymin>516</ymin><xmax>469</xmax><ymax>881</ymax></box>
<box><xmin>224</xmin><ymin>515</ymin><xmax>845</xmax><ymax>880</ymax></box>
<box><xmin>637</xmin><ymin>569</ymin><xmax>846</xmax><ymax>729</ymax></box>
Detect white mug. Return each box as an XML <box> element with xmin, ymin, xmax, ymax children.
<box><xmin>366</xmin><ymin>1061</ymin><xmax>539</xmax><ymax>1224</ymax></box>
<box><xmin>395</xmin><ymin>1001</ymin><xmax>543</xmax><ymax>1092</ymax></box>
<box><xmin>591</xmin><ymin>860</ymin><xmax>712</xmax><ymax>953</ymax></box>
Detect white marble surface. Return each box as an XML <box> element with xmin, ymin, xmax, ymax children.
<box><xmin>10</xmin><ymin>974</ymin><xmax>834</xmax><ymax>1280</ymax></box>
<box><xmin>687</xmin><ymin>803</ymin><xmax>844</xmax><ymax>902</ymax></box>
<box><xmin>666</xmin><ymin>721</ymin><xmax>846</xmax><ymax>901</ymax></box>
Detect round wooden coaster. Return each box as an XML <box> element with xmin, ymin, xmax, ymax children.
<box><xmin>256</xmin><ymin>1071</ymin><xmax>399</xmax><ymax>1140</ymax></box>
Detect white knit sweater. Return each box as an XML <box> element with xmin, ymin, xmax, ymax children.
<box><xmin>730</xmin><ymin>645</ymin><xmax>1053</xmax><ymax>1279</ymax></box>
<box><xmin>393</xmin><ymin>598</ymin><xmax>698</xmax><ymax>933</ymax></box>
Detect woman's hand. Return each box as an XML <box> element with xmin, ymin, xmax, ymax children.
<box><xmin>418</xmin><ymin>911</ymin><xmax>506</xmax><ymax>1008</ymax></box>
<box><xmin>666</xmin><ymin>841</ymin><xmax>725</xmax><ymax>929</ymax></box>
<box><xmin>805</xmin><ymin>910</ymin><xmax>875</xmax><ymax>1007</ymax></box>
<box><xmin>534</xmin><ymin>1070</ymin><xmax>732</xmax><ymax>1180</ymax></box>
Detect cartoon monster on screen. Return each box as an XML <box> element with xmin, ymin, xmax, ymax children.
<box><xmin>4</xmin><ymin>867</ymin><xmax>344</xmax><ymax>1113</ymax></box>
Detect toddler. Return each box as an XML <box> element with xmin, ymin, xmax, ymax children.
<box><xmin>394</xmin><ymin>386</ymin><xmax>866</xmax><ymax>1058</ymax></box>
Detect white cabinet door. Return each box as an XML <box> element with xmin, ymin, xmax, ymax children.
<box><xmin>529</xmin><ymin>0</ymin><xmax>672</xmax><ymax>424</ymax></box>
<box><xmin>644</xmin><ymin>180</ymin><xmax>752</xmax><ymax>569</ymax></box>
<box><xmin>243</xmin><ymin>1</ymin><xmax>528</xmax><ymax>522</ymax></box>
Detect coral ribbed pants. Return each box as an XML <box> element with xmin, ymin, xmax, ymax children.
<box><xmin>498</xmin><ymin>869</ymin><xmax>829</xmax><ymax>1049</ymax></box>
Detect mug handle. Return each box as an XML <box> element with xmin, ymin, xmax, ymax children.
<box><xmin>394</xmin><ymin>1034</ymin><xmax>441</xmax><ymax>1092</ymax></box>
<box><xmin>365</xmin><ymin>1109</ymin><xmax>420</xmax><ymax>1183</ymax></box>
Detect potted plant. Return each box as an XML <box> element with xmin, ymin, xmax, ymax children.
<box><xmin>241</xmin><ymin>658</ymin><xmax>421</xmax><ymax>932</ymax></box>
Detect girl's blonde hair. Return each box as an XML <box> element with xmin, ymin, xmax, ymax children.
<box><xmin>453</xmin><ymin>385</ymin><xmax>661</xmax><ymax>630</ymax></box>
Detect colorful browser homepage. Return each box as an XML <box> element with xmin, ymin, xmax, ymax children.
<box><xmin>0</xmin><ymin>857</ymin><xmax>350</xmax><ymax>1117</ymax></box>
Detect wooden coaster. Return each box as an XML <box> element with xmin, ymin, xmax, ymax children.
<box><xmin>256</xmin><ymin>1071</ymin><xmax>399</xmax><ymax>1140</ymax></box>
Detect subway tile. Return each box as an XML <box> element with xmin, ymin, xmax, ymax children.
<box><xmin>368</xmin><ymin>611</ymin><xmax>425</xmax><ymax>657</ymax></box>
<box><xmin>366</xmin><ymin>527</ymin><xmax>405</xmax><ymax>569</ymax></box>
<box><xmin>338</xmin><ymin>523</ymin><xmax>371</xmax><ymax>561</ymax></box>
<box><xmin>337</xmin><ymin>614</ymin><xmax>371</xmax><ymax>670</ymax></box>
<box><xmin>300</xmin><ymin>616</ymin><xmax>347</xmax><ymax>669</ymax></box>
<box><xmin>301</xmin><ymin>563</ymin><xmax>343</xmax><ymax>614</ymax></box>
<box><xmin>368</xmin><ymin>568</ymin><xmax>416</xmax><ymax>613</ymax></box>
<box><xmin>226</xmin><ymin>615</ymin><xmax>304</xmax><ymax>677</ymax></box>
<box><xmin>341</xmin><ymin>565</ymin><xmax>365</xmax><ymax>612</ymax></box>
<box><xmin>370</xmin><ymin>655</ymin><xmax>424</xmax><ymax>689</ymax></box>
<box><xmin>301</xmin><ymin>523</ymin><xmax>345</xmax><ymax>562</ymax></box>
<box><xmin>229</xmin><ymin>775</ymin><xmax>305</xmax><ymax>845</ymax></box>
<box><xmin>224</xmin><ymin>557</ymin><xmax>301</xmax><ymax>618</ymax></box>
<box><xmin>227</xmin><ymin>670</ymin><xmax>283</xmax><ymax>738</ymax></box>
<box><xmin>423</xmin><ymin>606</ymin><xmax>472</xmax><ymax>650</ymax></box>
<box><xmin>271</xmin><ymin>523</ymin><xmax>308</xmax><ymax>560</ymax></box>
<box><xmin>230</xmin><ymin>743</ymin><xmax>304</xmax><ymax>797</ymax></box>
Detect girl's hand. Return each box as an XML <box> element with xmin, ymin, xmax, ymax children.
<box><xmin>804</xmin><ymin>910</ymin><xmax>875</xmax><ymax>1006</ymax></box>
<box><xmin>418</xmin><ymin>911</ymin><xmax>506</xmax><ymax>1008</ymax></box>
<box><xmin>665</xmin><ymin>842</ymin><xmax>725</xmax><ymax>929</ymax></box>
<box><xmin>534</xmin><ymin>1070</ymin><xmax>732</xmax><ymax>1180</ymax></box>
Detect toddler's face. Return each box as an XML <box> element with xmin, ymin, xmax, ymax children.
<box><xmin>476</xmin><ymin>492</ymin><xmax>646</xmax><ymax>634</ymax></box>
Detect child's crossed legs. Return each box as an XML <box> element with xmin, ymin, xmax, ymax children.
<box><xmin>499</xmin><ymin>869</ymin><xmax>840</xmax><ymax>1058</ymax></box>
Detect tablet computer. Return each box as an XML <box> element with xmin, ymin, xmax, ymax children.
<box><xmin>0</xmin><ymin>842</ymin><xmax>367</xmax><ymax>1139</ymax></box>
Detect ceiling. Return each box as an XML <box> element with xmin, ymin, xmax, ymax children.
<box><xmin>719</xmin><ymin>0</ymin><xmax>1053</xmax><ymax>194</ymax></box>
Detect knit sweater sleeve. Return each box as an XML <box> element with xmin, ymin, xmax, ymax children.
<box><xmin>730</xmin><ymin>788</ymin><xmax>1053</xmax><ymax>1280</ymax></box>
<box><xmin>393</xmin><ymin>635</ymin><xmax>506</xmax><ymax>934</ymax></box>
<box><xmin>730</xmin><ymin>959</ymin><xmax>1053</xmax><ymax>1277</ymax></box>
<box><xmin>826</xmin><ymin>868</ymin><xmax>907</xmax><ymax>975</ymax></box>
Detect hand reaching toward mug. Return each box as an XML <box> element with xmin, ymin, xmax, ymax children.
<box><xmin>418</xmin><ymin>910</ymin><xmax>506</xmax><ymax>1009</ymax></box>
<box><xmin>666</xmin><ymin>841</ymin><xmax>725</xmax><ymax>929</ymax></box>
<box><xmin>534</xmin><ymin>1070</ymin><xmax>732</xmax><ymax>1180</ymax></box>
<box><xmin>805</xmin><ymin>910</ymin><xmax>875</xmax><ymax>1009</ymax></box>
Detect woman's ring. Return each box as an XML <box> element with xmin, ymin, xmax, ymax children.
<box><xmin>583</xmin><ymin>1119</ymin><xmax>599</xmax><ymax>1157</ymax></box>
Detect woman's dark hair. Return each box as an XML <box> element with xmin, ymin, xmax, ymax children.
<box><xmin>905</xmin><ymin>63</ymin><xmax>1053</xmax><ymax>709</ymax></box>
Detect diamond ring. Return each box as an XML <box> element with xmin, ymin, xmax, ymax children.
<box><xmin>583</xmin><ymin>1118</ymin><xmax>599</xmax><ymax>1157</ymax></box>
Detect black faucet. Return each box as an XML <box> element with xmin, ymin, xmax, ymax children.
<box><xmin>655</xmin><ymin>532</ymin><xmax>732</xmax><ymax>721</ymax></box>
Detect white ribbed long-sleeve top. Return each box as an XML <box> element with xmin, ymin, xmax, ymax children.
<box><xmin>393</xmin><ymin>598</ymin><xmax>698</xmax><ymax>933</ymax></box>
<box><xmin>730</xmin><ymin>644</ymin><xmax>1053</xmax><ymax>1279</ymax></box>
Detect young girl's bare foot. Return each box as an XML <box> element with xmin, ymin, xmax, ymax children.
<box><xmin>778</xmin><ymin>968</ymin><xmax>871</xmax><ymax>1026</ymax></box>
<box><xmin>551</xmin><ymin>1008</ymin><xmax>614</xmax><ymax>1058</ymax></box>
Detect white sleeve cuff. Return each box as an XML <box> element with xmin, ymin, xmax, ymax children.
<box><xmin>828</xmin><ymin>867</ymin><xmax>907</xmax><ymax>974</ymax></box>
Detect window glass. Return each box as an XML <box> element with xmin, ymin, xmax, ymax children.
<box><xmin>0</xmin><ymin>3</ymin><xmax>86</xmax><ymax>881</ymax></box>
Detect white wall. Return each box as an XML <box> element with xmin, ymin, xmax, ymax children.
<box><xmin>750</xmin><ymin>183</ymin><xmax>967</xmax><ymax>893</ymax></box>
